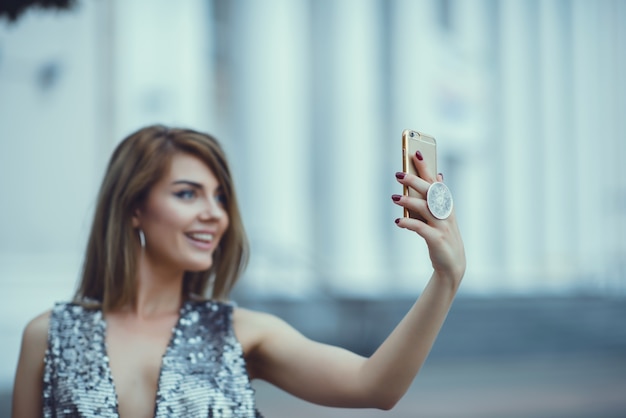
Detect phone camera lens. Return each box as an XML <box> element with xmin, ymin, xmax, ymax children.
<box><xmin>410</xmin><ymin>132</ymin><xmax>414</xmax><ymax>137</ymax></box>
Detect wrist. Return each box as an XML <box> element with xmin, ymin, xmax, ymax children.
<box><xmin>432</xmin><ymin>268</ymin><xmax>464</xmax><ymax>291</ymax></box>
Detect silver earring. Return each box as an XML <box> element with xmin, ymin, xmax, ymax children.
<box><xmin>139</xmin><ymin>229</ymin><xmax>146</xmax><ymax>249</ymax></box>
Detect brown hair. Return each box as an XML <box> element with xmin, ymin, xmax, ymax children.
<box><xmin>74</xmin><ymin>125</ymin><xmax>249</xmax><ymax>311</ymax></box>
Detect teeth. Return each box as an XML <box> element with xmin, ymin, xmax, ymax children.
<box><xmin>188</xmin><ymin>233</ymin><xmax>213</xmax><ymax>242</ymax></box>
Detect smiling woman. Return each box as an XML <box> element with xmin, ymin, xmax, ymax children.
<box><xmin>130</xmin><ymin>154</ymin><xmax>231</xmax><ymax>292</ymax></box>
<box><xmin>11</xmin><ymin>124</ymin><xmax>466</xmax><ymax>418</ymax></box>
<box><xmin>77</xmin><ymin>126</ymin><xmax>249</xmax><ymax>310</ymax></box>
<box><xmin>12</xmin><ymin>125</ymin><xmax>254</xmax><ymax>417</ymax></box>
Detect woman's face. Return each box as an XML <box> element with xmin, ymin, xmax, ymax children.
<box><xmin>133</xmin><ymin>152</ymin><xmax>229</xmax><ymax>273</ymax></box>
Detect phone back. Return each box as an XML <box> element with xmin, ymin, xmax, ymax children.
<box><xmin>402</xmin><ymin>129</ymin><xmax>437</xmax><ymax>219</ymax></box>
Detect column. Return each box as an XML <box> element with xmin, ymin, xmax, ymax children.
<box><xmin>447</xmin><ymin>0</ymin><xmax>498</xmax><ymax>293</ymax></box>
<box><xmin>390</xmin><ymin>0</ymin><xmax>440</xmax><ymax>292</ymax></box>
<box><xmin>112</xmin><ymin>0</ymin><xmax>214</xmax><ymax>140</ymax></box>
<box><xmin>571</xmin><ymin>0</ymin><xmax>609</xmax><ymax>288</ymax></box>
<box><xmin>310</xmin><ymin>0</ymin><xmax>387</xmax><ymax>296</ymax></box>
<box><xmin>227</xmin><ymin>0</ymin><xmax>316</xmax><ymax>297</ymax></box>
<box><xmin>538</xmin><ymin>0</ymin><xmax>577</xmax><ymax>290</ymax></box>
<box><xmin>498</xmin><ymin>0</ymin><xmax>543</xmax><ymax>290</ymax></box>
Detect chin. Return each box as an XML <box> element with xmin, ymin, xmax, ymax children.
<box><xmin>184</xmin><ymin>258</ymin><xmax>214</xmax><ymax>272</ymax></box>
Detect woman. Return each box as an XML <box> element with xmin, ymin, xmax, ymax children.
<box><xmin>12</xmin><ymin>125</ymin><xmax>466</xmax><ymax>417</ymax></box>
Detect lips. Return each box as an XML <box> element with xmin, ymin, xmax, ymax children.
<box><xmin>185</xmin><ymin>232</ymin><xmax>216</xmax><ymax>251</ymax></box>
<box><xmin>185</xmin><ymin>232</ymin><xmax>214</xmax><ymax>243</ymax></box>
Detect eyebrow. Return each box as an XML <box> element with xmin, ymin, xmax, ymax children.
<box><xmin>172</xmin><ymin>180</ymin><xmax>204</xmax><ymax>189</ymax></box>
<box><xmin>171</xmin><ymin>180</ymin><xmax>224</xmax><ymax>194</ymax></box>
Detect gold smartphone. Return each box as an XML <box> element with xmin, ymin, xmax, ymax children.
<box><xmin>402</xmin><ymin>129</ymin><xmax>437</xmax><ymax>219</ymax></box>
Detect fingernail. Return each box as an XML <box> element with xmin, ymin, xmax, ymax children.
<box><xmin>415</xmin><ymin>150</ymin><xmax>423</xmax><ymax>161</ymax></box>
<box><xmin>395</xmin><ymin>172</ymin><xmax>406</xmax><ymax>179</ymax></box>
<box><xmin>391</xmin><ymin>194</ymin><xmax>402</xmax><ymax>202</ymax></box>
<box><xmin>439</xmin><ymin>172</ymin><xmax>444</xmax><ymax>180</ymax></box>
<box><xmin>394</xmin><ymin>218</ymin><xmax>401</xmax><ymax>224</ymax></box>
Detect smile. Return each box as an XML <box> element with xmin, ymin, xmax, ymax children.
<box><xmin>185</xmin><ymin>232</ymin><xmax>215</xmax><ymax>249</ymax></box>
<box><xmin>186</xmin><ymin>232</ymin><xmax>213</xmax><ymax>242</ymax></box>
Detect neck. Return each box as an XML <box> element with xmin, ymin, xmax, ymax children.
<box><xmin>129</xmin><ymin>251</ymin><xmax>185</xmax><ymax>319</ymax></box>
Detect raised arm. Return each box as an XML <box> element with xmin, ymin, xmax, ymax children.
<box><xmin>12</xmin><ymin>311</ymin><xmax>50</xmax><ymax>418</ymax></box>
<box><xmin>237</xmin><ymin>152</ymin><xmax>466</xmax><ymax>410</ymax></box>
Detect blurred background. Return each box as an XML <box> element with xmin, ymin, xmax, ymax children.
<box><xmin>1</xmin><ymin>0</ymin><xmax>625</xmax><ymax>416</ymax></box>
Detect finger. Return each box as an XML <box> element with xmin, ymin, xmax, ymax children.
<box><xmin>412</xmin><ymin>151</ymin><xmax>436</xmax><ymax>183</ymax></box>
<box><xmin>394</xmin><ymin>215</ymin><xmax>439</xmax><ymax>240</ymax></box>
<box><xmin>391</xmin><ymin>194</ymin><xmax>435</xmax><ymax>224</ymax></box>
<box><xmin>395</xmin><ymin>171</ymin><xmax>430</xmax><ymax>197</ymax></box>
<box><xmin>395</xmin><ymin>209</ymin><xmax>459</xmax><ymax>245</ymax></box>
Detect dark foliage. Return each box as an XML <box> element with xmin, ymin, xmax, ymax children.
<box><xmin>0</xmin><ymin>0</ymin><xmax>78</xmax><ymax>22</ymax></box>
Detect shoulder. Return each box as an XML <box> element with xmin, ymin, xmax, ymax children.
<box><xmin>22</xmin><ymin>309</ymin><xmax>51</xmax><ymax>348</ymax></box>
<box><xmin>13</xmin><ymin>310</ymin><xmax>52</xmax><ymax>417</ymax></box>
<box><xmin>21</xmin><ymin>302</ymin><xmax>92</xmax><ymax>349</ymax></box>
<box><xmin>16</xmin><ymin>310</ymin><xmax>52</xmax><ymax>373</ymax></box>
<box><xmin>233</xmin><ymin>306</ymin><xmax>289</xmax><ymax>335</ymax></box>
<box><xmin>232</xmin><ymin>307</ymin><xmax>294</xmax><ymax>355</ymax></box>
<box><xmin>190</xmin><ymin>299</ymin><xmax>280</xmax><ymax>327</ymax></box>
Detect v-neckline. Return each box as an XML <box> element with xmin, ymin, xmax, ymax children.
<box><xmin>100</xmin><ymin>302</ymin><xmax>189</xmax><ymax>418</ymax></box>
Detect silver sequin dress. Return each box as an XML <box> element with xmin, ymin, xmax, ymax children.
<box><xmin>43</xmin><ymin>300</ymin><xmax>263</xmax><ymax>417</ymax></box>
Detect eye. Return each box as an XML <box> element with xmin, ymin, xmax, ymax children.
<box><xmin>174</xmin><ymin>189</ymin><xmax>197</xmax><ymax>200</ymax></box>
<box><xmin>215</xmin><ymin>193</ymin><xmax>227</xmax><ymax>207</ymax></box>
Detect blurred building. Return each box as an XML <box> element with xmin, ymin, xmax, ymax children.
<box><xmin>0</xmin><ymin>0</ymin><xmax>625</xmax><ymax>399</ymax></box>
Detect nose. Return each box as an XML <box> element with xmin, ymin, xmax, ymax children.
<box><xmin>199</xmin><ymin>197</ymin><xmax>225</xmax><ymax>221</ymax></box>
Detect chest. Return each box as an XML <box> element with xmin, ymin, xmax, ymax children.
<box><xmin>44</xmin><ymin>302</ymin><xmax>261</xmax><ymax>418</ymax></box>
<box><xmin>105</xmin><ymin>316</ymin><xmax>177</xmax><ymax>418</ymax></box>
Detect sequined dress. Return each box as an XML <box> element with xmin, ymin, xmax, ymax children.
<box><xmin>43</xmin><ymin>300</ymin><xmax>263</xmax><ymax>417</ymax></box>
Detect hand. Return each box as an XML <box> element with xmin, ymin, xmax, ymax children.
<box><xmin>391</xmin><ymin>152</ymin><xmax>466</xmax><ymax>285</ymax></box>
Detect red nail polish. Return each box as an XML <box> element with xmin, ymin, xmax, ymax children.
<box><xmin>395</xmin><ymin>172</ymin><xmax>406</xmax><ymax>179</ymax></box>
<box><xmin>394</xmin><ymin>218</ymin><xmax>400</xmax><ymax>224</ymax></box>
<box><xmin>391</xmin><ymin>194</ymin><xmax>401</xmax><ymax>202</ymax></box>
<box><xmin>415</xmin><ymin>151</ymin><xmax>423</xmax><ymax>161</ymax></box>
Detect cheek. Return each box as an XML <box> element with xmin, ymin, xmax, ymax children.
<box><xmin>219</xmin><ymin>213</ymin><xmax>230</xmax><ymax>239</ymax></box>
<box><xmin>143</xmin><ymin>202</ymin><xmax>191</xmax><ymax>235</ymax></box>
